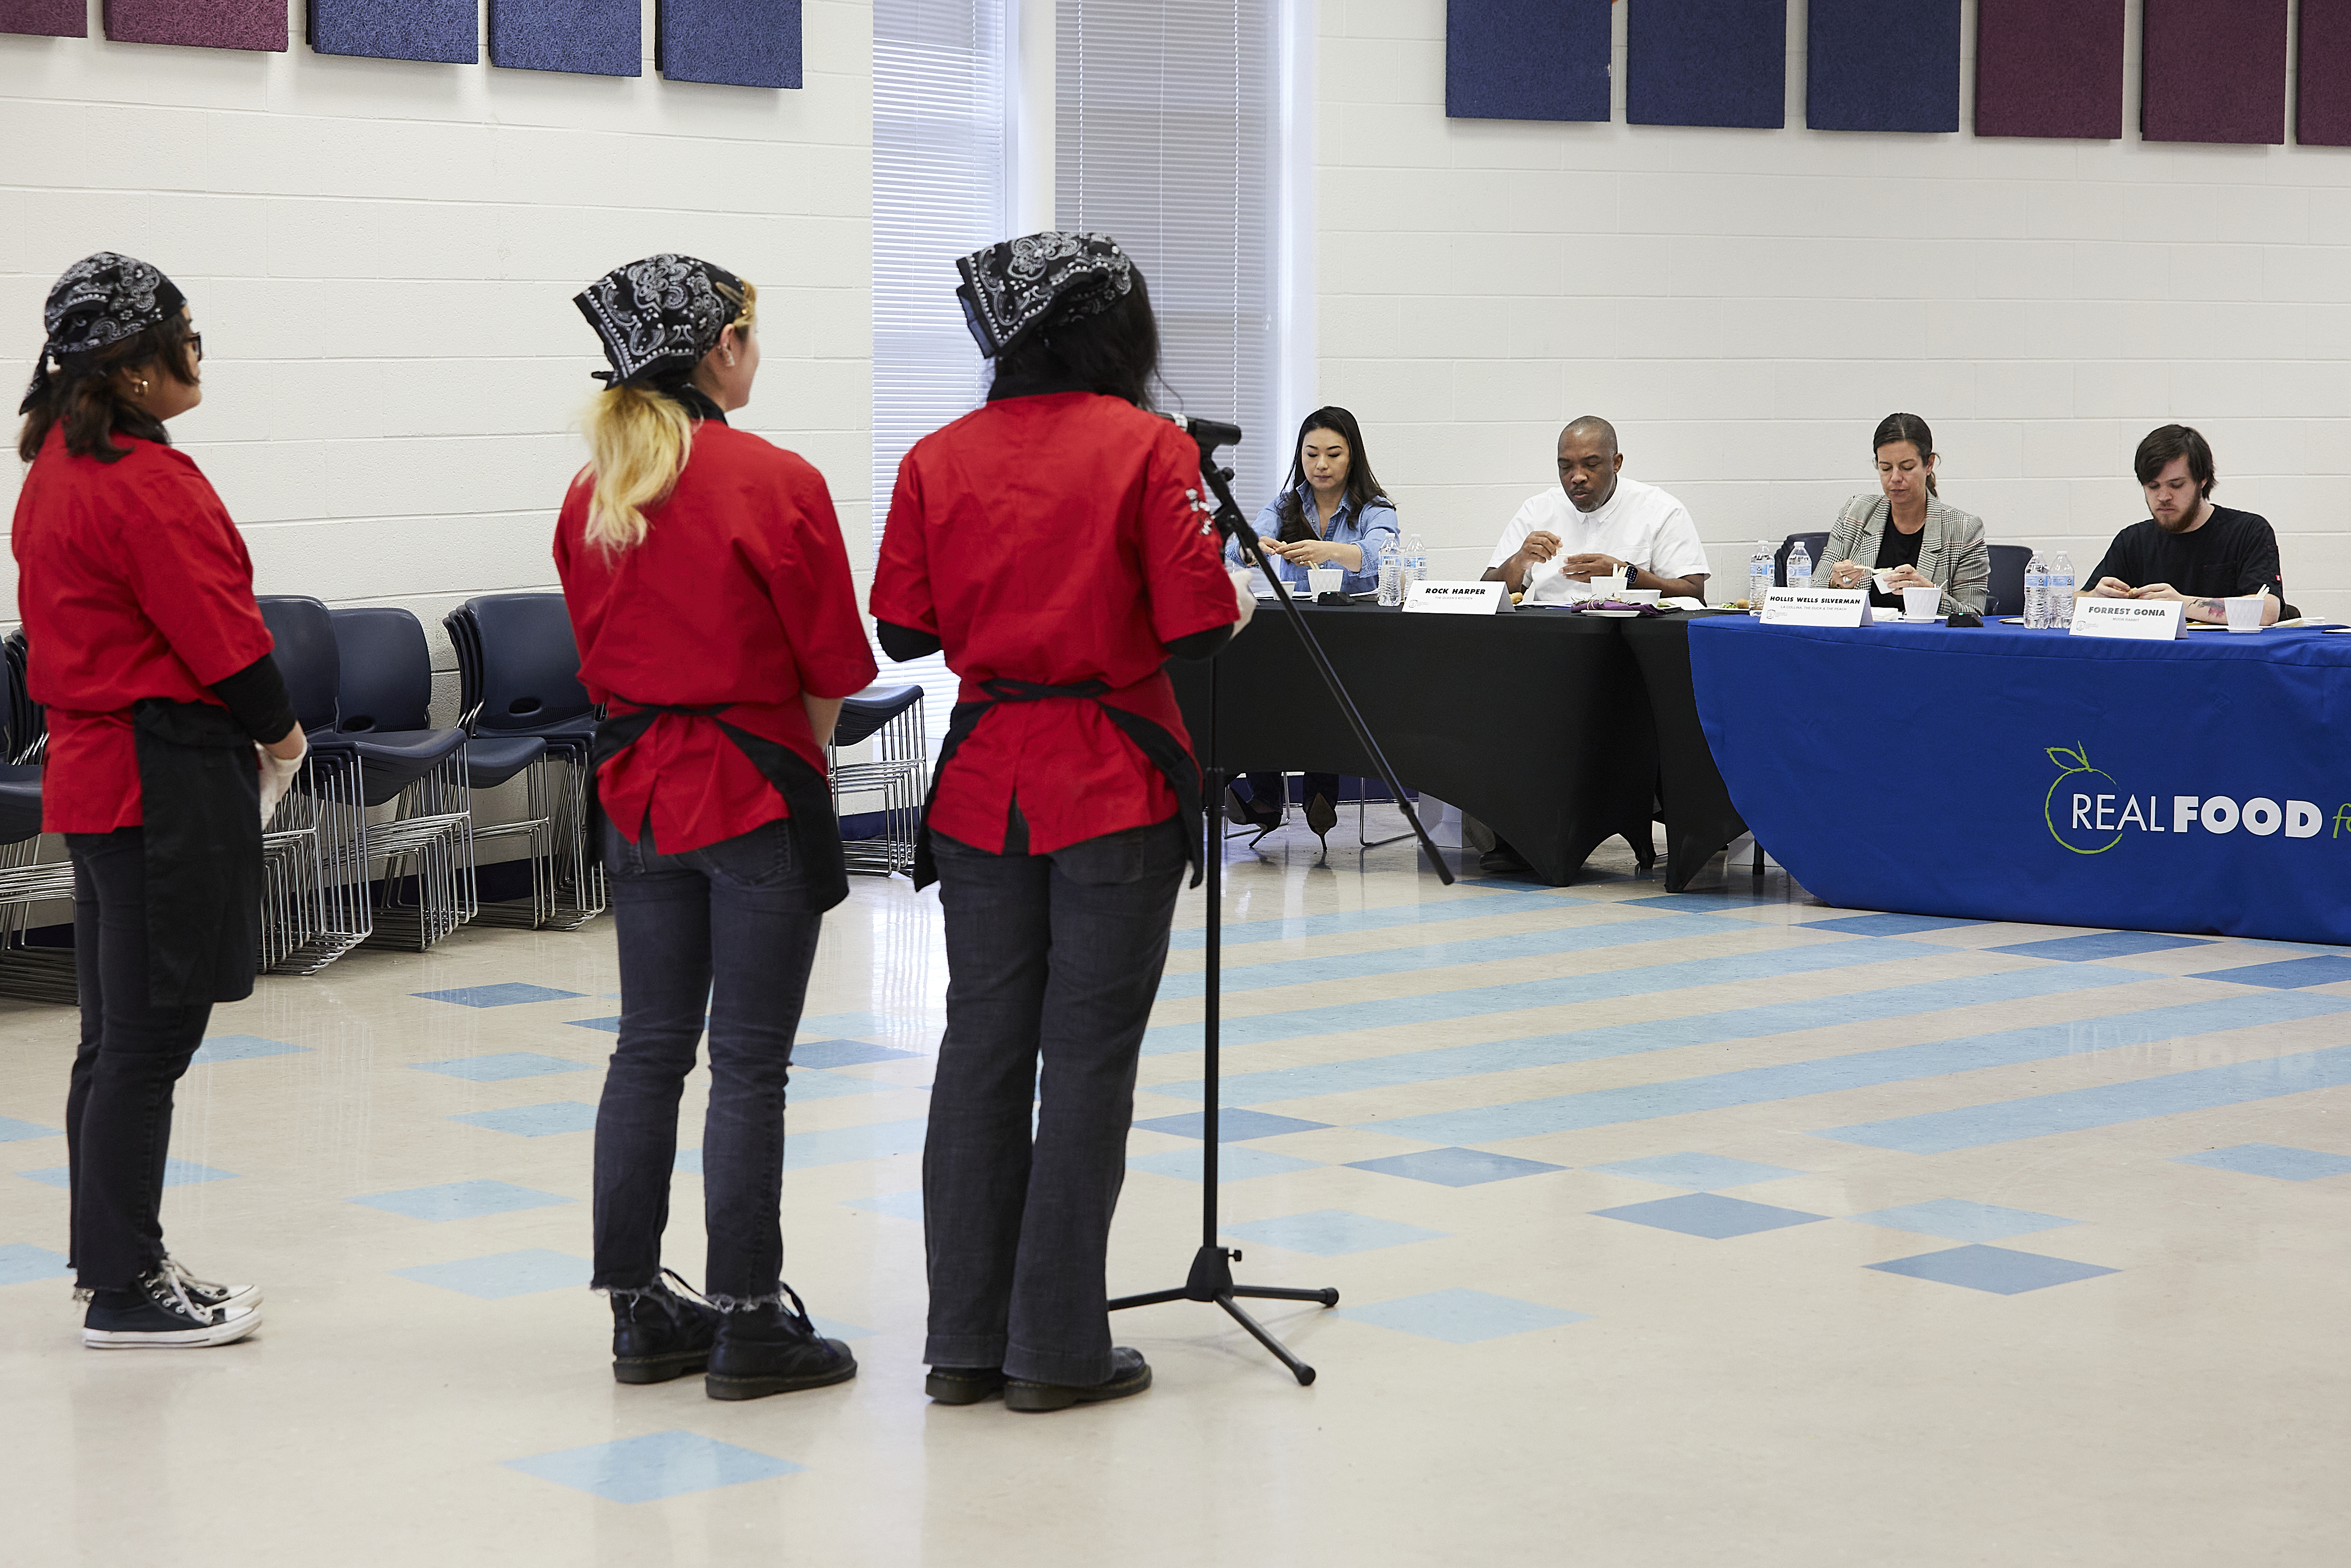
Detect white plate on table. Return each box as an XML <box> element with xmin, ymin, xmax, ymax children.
<box><xmin>1583</xmin><ymin>608</ymin><xmax>1642</xmax><ymax>618</ymax></box>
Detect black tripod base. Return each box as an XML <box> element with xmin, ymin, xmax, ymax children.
<box><xmin>1108</xmin><ymin>1244</ymin><xmax>1338</xmax><ymax>1386</ymax></box>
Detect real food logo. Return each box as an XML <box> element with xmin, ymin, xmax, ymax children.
<box><xmin>2043</xmin><ymin>745</ymin><xmax>2325</xmax><ymax>855</ymax></box>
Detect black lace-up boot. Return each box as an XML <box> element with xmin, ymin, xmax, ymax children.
<box><xmin>704</xmin><ymin>1284</ymin><xmax>858</xmax><ymax>1401</ymax></box>
<box><xmin>610</xmin><ymin>1270</ymin><xmax>721</xmax><ymax>1385</ymax></box>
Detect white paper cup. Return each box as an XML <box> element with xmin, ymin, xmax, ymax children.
<box><xmin>1308</xmin><ymin>566</ymin><xmax>1344</xmax><ymax>598</ymax></box>
<box><xmin>1902</xmin><ymin>586</ymin><xmax>1941</xmax><ymax>620</ymax></box>
<box><xmin>2225</xmin><ymin>596</ymin><xmax>2265</xmax><ymax>632</ymax></box>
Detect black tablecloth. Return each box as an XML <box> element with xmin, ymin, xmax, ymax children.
<box><xmin>1622</xmin><ymin>611</ymin><xmax>1752</xmax><ymax>891</ymax></box>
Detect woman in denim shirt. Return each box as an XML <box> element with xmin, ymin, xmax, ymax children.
<box><xmin>1222</xmin><ymin>406</ymin><xmax>1400</xmax><ymax>847</ymax></box>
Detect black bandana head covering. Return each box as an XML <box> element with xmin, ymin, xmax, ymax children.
<box><xmin>20</xmin><ymin>251</ymin><xmax>187</xmax><ymax>415</ymax></box>
<box><xmin>955</xmin><ymin>231</ymin><xmax>1133</xmax><ymax>360</ymax></box>
<box><xmin>573</xmin><ymin>254</ymin><xmax>748</xmax><ymax>389</ymax></box>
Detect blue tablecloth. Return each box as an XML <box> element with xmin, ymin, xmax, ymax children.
<box><xmin>1689</xmin><ymin>617</ymin><xmax>2351</xmax><ymax>945</ymax></box>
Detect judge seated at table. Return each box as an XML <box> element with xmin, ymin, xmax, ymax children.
<box><xmin>1812</xmin><ymin>412</ymin><xmax>1988</xmax><ymax>615</ymax></box>
<box><xmin>2080</xmin><ymin>424</ymin><xmax>2282</xmax><ymax>626</ymax></box>
<box><xmin>1482</xmin><ymin>417</ymin><xmax>1710</xmax><ymax>602</ymax></box>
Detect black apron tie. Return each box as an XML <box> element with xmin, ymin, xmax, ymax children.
<box><xmin>912</xmin><ymin>674</ymin><xmax>1204</xmax><ymax>891</ymax></box>
<box><xmin>590</xmin><ymin>696</ymin><xmax>850</xmax><ymax>915</ymax></box>
<box><xmin>131</xmin><ymin>700</ymin><xmax>263</xmax><ymax>1008</ymax></box>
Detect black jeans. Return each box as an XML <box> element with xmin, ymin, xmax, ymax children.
<box><xmin>924</xmin><ymin>816</ymin><xmax>1187</xmax><ymax>1385</ymax></box>
<box><xmin>1243</xmin><ymin>772</ymin><xmax>1340</xmax><ymax>817</ymax></box>
<box><xmin>64</xmin><ymin>829</ymin><xmax>214</xmax><ymax>1290</ymax></box>
<box><xmin>591</xmin><ymin>816</ymin><xmax>822</xmax><ymax>1306</ymax></box>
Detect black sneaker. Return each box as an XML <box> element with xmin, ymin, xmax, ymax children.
<box><xmin>925</xmin><ymin>1366</ymin><xmax>1007</xmax><ymax>1405</ymax></box>
<box><xmin>611</xmin><ymin>1269</ymin><xmax>721</xmax><ymax>1385</ymax></box>
<box><xmin>83</xmin><ymin>1267</ymin><xmax>263</xmax><ymax>1349</ymax></box>
<box><xmin>1005</xmin><ymin>1347</ymin><xmax>1152</xmax><ymax>1413</ymax></box>
<box><xmin>161</xmin><ymin>1255</ymin><xmax>261</xmax><ymax>1312</ymax></box>
<box><xmin>704</xmin><ymin>1284</ymin><xmax>857</xmax><ymax>1401</ymax></box>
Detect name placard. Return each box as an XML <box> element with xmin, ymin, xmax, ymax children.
<box><xmin>1403</xmin><ymin>580</ymin><xmax>1511</xmax><ymax>615</ymax></box>
<box><xmin>1759</xmin><ymin>588</ymin><xmax>1874</xmax><ymax>627</ymax></box>
<box><xmin>2069</xmin><ymin>598</ymin><xmax>2186</xmax><ymax>641</ymax></box>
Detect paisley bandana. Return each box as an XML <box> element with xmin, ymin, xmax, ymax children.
<box><xmin>573</xmin><ymin>254</ymin><xmax>747</xmax><ymax>389</ymax></box>
<box><xmin>20</xmin><ymin>251</ymin><xmax>186</xmax><ymax>414</ymax></box>
<box><xmin>954</xmin><ymin>231</ymin><xmax>1133</xmax><ymax>359</ymax></box>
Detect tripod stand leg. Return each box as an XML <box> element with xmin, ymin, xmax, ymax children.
<box><xmin>1216</xmin><ymin>1293</ymin><xmax>1317</xmax><ymax>1386</ymax></box>
<box><xmin>1233</xmin><ymin>1284</ymin><xmax>1340</xmax><ymax>1307</ymax></box>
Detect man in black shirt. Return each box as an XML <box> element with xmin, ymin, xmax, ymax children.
<box><xmin>2082</xmin><ymin>424</ymin><xmax>2281</xmax><ymax>625</ymax></box>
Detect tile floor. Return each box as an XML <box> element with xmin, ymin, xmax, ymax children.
<box><xmin>3</xmin><ymin>816</ymin><xmax>2349</xmax><ymax>1564</ymax></box>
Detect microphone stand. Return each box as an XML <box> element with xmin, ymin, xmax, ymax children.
<box><xmin>1107</xmin><ymin>420</ymin><xmax>1455</xmax><ymax>1384</ymax></box>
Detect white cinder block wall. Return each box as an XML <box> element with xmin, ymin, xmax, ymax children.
<box><xmin>1320</xmin><ymin>0</ymin><xmax>2351</xmax><ymax>617</ymax></box>
<box><xmin>0</xmin><ymin>6</ymin><xmax>874</xmax><ymax>726</ymax></box>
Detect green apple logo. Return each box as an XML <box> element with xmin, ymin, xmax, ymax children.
<box><xmin>2045</xmin><ymin>745</ymin><xmax>2124</xmax><ymax>855</ymax></box>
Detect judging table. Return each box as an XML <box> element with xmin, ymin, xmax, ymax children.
<box><xmin>1164</xmin><ymin>602</ymin><xmax>1752</xmax><ymax>890</ymax></box>
<box><xmin>1690</xmin><ymin>616</ymin><xmax>2351</xmax><ymax>945</ymax></box>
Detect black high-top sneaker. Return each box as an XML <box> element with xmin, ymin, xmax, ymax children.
<box><xmin>160</xmin><ymin>1255</ymin><xmax>261</xmax><ymax>1312</ymax></box>
<box><xmin>83</xmin><ymin>1266</ymin><xmax>263</xmax><ymax>1349</ymax></box>
<box><xmin>704</xmin><ymin>1283</ymin><xmax>857</xmax><ymax>1401</ymax></box>
<box><xmin>611</xmin><ymin>1270</ymin><xmax>722</xmax><ymax>1385</ymax></box>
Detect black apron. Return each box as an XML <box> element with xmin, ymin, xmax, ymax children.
<box><xmin>131</xmin><ymin>700</ymin><xmax>263</xmax><ymax>1008</ymax></box>
<box><xmin>590</xmin><ymin>698</ymin><xmax>849</xmax><ymax>915</ymax></box>
<box><xmin>912</xmin><ymin>676</ymin><xmax>1204</xmax><ymax>891</ymax></box>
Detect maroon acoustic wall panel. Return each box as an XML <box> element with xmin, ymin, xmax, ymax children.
<box><xmin>102</xmin><ymin>0</ymin><xmax>287</xmax><ymax>48</ymax></box>
<box><xmin>1</xmin><ymin>0</ymin><xmax>88</xmax><ymax>36</ymax></box>
<box><xmin>1974</xmin><ymin>0</ymin><xmax>2122</xmax><ymax>139</ymax></box>
<box><xmin>2300</xmin><ymin>0</ymin><xmax>2351</xmax><ymax>146</ymax></box>
<box><xmin>2141</xmin><ymin>0</ymin><xmax>2285</xmax><ymax>144</ymax></box>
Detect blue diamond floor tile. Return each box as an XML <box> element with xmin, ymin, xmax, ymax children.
<box><xmin>1800</xmin><ymin>913</ymin><xmax>1980</xmax><ymax>936</ymax></box>
<box><xmin>191</xmin><ymin>1034</ymin><xmax>309</xmax><ymax>1064</ymax></box>
<box><xmin>1593</xmin><ymin>1193</ymin><xmax>1827</xmax><ymax>1239</ymax></box>
<box><xmin>1221</xmin><ymin>1209</ymin><xmax>1450</xmax><ymax>1256</ymax></box>
<box><xmin>349</xmin><ymin>1180</ymin><xmax>575</xmax><ymax>1223</ymax></box>
<box><xmin>503</xmin><ymin>1430</ymin><xmax>803</xmax><ymax>1503</ymax></box>
<box><xmin>2173</xmin><ymin>1142</ymin><xmax>2351</xmax><ymax>1181</ymax></box>
<box><xmin>565</xmin><ymin>1017</ymin><xmax>625</xmax><ymax>1034</ymax></box>
<box><xmin>1844</xmin><ymin>1199</ymin><xmax>2080</xmax><ymax>1244</ymax></box>
<box><xmin>448</xmin><ymin>1102</ymin><xmax>600</xmax><ymax>1137</ymax></box>
<box><xmin>1132</xmin><ymin>1109</ymin><xmax>1330</xmax><ymax>1142</ymax></box>
<box><xmin>20</xmin><ymin>1158</ymin><xmax>234</xmax><ymax>1190</ymax></box>
<box><xmin>412</xmin><ymin>1053</ymin><xmax>595</xmax><ymax>1083</ymax></box>
<box><xmin>1621</xmin><ymin>892</ymin><xmax>1784</xmax><ymax>910</ymax></box>
<box><xmin>788</xmin><ymin>1068</ymin><xmax>890</xmax><ymax>1100</ymax></box>
<box><xmin>1336</xmin><ymin>1288</ymin><xmax>1589</xmax><ymax>1344</ymax></box>
<box><xmin>0</xmin><ymin>1115</ymin><xmax>59</xmax><ymax>1142</ymax></box>
<box><xmin>2187</xmin><ymin>956</ymin><xmax>2351</xmax><ymax>989</ymax></box>
<box><xmin>0</xmin><ymin>1243</ymin><xmax>71</xmax><ymax>1286</ymax></box>
<box><xmin>793</xmin><ymin>1038</ymin><xmax>919</xmax><ymax>1069</ymax></box>
<box><xmin>1988</xmin><ymin>932</ymin><xmax>2216</xmax><ymax>962</ymax></box>
<box><xmin>415</xmin><ymin>983</ymin><xmax>585</xmax><ymax>1008</ymax></box>
<box><xmin>838</xmin><ymin>1190</ymin><xmax>926</xmax><ymax>1221</ymax></box>
<box><xmin>1865</xmin><ymin>1244</ymin><xmax>2117</xmax><ymax>1295</ymax></box>
<box><xmin>1588</xmin><ymin>1151</ymin><xmax>1807</xmax><ymax>1190</ymax></box>
<box><xmin>1346</xmin><ymin>1146</ymin><xmax>1562</xmax><ymax>1187</ymax></box>
<box><xmin>392</xmin><ymin>1249</ymin><xmax>588</xmax><ymax>1299</ymax></box>
<box><xmin>1129</xmin><ymin>1146</ymin><xmax>1321</xmax><ymax>1182</ymax></box>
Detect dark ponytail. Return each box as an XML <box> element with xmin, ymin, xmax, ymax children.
<box><xmin>1872</xmin><ymin>411</ymin><xmax>1936</xmax><ymax>497</ymax></box>
<box><xmin>18</xmin><ymin>314</ymin><xmax>194</xmax><ymax>464</ymax></box>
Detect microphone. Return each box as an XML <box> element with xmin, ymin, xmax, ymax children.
<box><xmin>1156</xmin><ymin>412</ymin><xmax>1243</xmax><ymax>452</ymax></box>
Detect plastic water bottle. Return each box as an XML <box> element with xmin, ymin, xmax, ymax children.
<box><xmin>1785</xmin><ymin>539</ymin><xmax>1812</xmax><ymax>592</ymax></box>
<box><xmin>2047</xmin><ymin>551</ymin><xmax>2076</xmax><ymax>628</ymax></box>
<box><xmin>2024</xmin><ymin>551</ymin><xmax>2049</xmax><ymax>628</ymax></box>
<box><xmin>1747</xmin><ymin>540</ymin><xmax>1774</xmax><ymax>615</ymax></box>
<box><xmin>1376</xmin><ymin>538</ymin><xmax>1403</xmax><ymax>606</ymax></box>
<box><xmin>1404</xmin><ymin>533</ymin><xmax>1428</xmax><ymax>593</ymax></box>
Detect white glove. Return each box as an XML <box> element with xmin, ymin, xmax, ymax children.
<box><xmin>257</xmin><ymin>738</ymin><xmax>306</xmax><ymax>827</ymax></box>
<box><xmin>1228</xmin><ymin>568</ymin><xmax>1258</xmax><ymax>632</ymax></box>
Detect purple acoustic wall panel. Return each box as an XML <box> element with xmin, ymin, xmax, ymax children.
<box><xmin>2</xmin><ymin>0</ymin><xmax>87</xmax><ymax>38</ymax></box>
<box><xmin>1627</xmin><ymin>0</ymin><xmax>1786</xmax><ymax>130</ymax></box>
<box><xmin>1807</xmin><ymin>0</ymin><xmax>1959</xmax><ymax>132</ymax></box>
<box><xmin>489</xmin><ymin>0</ymin><xmax>639</xmax><ymax>76</ymax></box>
<box><xmin>1445</xmin><ymin>0</ymin><xmax>1611</xmax><ymax>122</ymax></box>
<box><xmin>1974</xmin><ymin>0</ymin><xmax>2123</xmax><ymax>139</ymax></box>
<box><xmin>101</xmin><ymin>0</ymin><xmax>285</xmax><ymax>49</ymax></box>
<box><xmin>2142</xmin><ymin>0</ymin><xmax>2286</xmax><ymax>144</ymax></box>
<box><xmin>2299</xmin><ymin>0</ymin><xmax>2351</xmax><ymax>146</ymax></box>
<box><xmin>308</xmin><ymin>0</ymin><xmax>477</xmax><ymax>62</ymax></box>
<box><xmin>658</xmin><ymin>0</ymin><xmax>797</xmax><ymax>87</ymax></box>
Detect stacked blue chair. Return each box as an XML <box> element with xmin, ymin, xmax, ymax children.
<box><xmin>256</xmin><ymin>597</ymin><xmax>377</xmax><ymax>970</ymax></box>
<box><xmin>0</xmin><ymin>642</ymin><xmax>76</xmax><ymax>1003</ymax></box>
<box><xmin>829</xmin><ymin>682</ymin><xmax>925</xmax><ymax>876</ymax></box>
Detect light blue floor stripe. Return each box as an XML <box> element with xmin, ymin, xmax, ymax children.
<box><xmin>1158</xmin><ymin>963</ymin><xmax>2149</xmax><ymax>1105</ymax></box>
<box><xmin>1156</xmin><ymin>912</ymin><xmax>1756</xmax><ymax>1001</ymax></box>
<box><xmin>1168</xmin><ymin>888</ymin><xmax>1584</xmax><ymax>950</ymax></box>
<box><xmin>1141</xmin><ymin>937</ymin><xmax>1933</xmax><ymax>1056</ymax></box>
<box><xmin>1817</xmin><ymin>1037</ymin><xmax>2351</xmax><ymax>1153</ymax></box>
<box><xmin>779</xmin><ymin>1116</ymin><xmax>931</xmax><ymax>1170</ymax></box>
<box><xmin>1367</xmin><ymin>993</ymin><xmax>2351</xmax><ymax>1146</ymax></box>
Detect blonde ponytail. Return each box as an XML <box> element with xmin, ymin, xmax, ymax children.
<box><xmin>580</xmin><ymin>385</ymin><xmax>695</xmax><ymax>553</ymax></box>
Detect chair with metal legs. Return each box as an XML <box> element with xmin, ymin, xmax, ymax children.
<box><xmin>829</xmin><ymin>682</ymin><xmax>925</xmax><ymax>876</ymax></box>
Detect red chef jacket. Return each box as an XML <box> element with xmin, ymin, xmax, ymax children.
<box><xmin>870</xmin><ymin>391</ymin><xmax>1238</xmax><ymax>856</ymax></box>
<box><xmin>11</xmin><ymin>427</ymin><xmax>274</xmax><ymax>834</ymax></box>
<box><xmin>554</xmin><ymin>419</ymin><xmax>877</xmax><ymax>856</ymax></box>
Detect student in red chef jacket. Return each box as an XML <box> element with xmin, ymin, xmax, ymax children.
<box><xmin>556</xmin><ymin>256</ymin><xmax>876</xmax><ymax>1401</ymax></box>
<box><xmin>873</xmin><ymin>234</ymin><xmax>1254</xmax><ymax>1412</ymax></box>
<box><xmin>12</xmin><ymin>254</ymin><xmax>307</xmax><ymax>1351</ymax></box>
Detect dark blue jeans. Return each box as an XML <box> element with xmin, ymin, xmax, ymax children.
<box><xmin>64</xmin><ymin>829</ymin><xmax>214</xmax><ymax>1290</ymax></box>
<box><xmin>923</xmin><ymin>816</ymin><xmax>1187</xmax><ymax>1385</ymax></box>
<box><xmin>591</xmin><ymin>816</ymin><xmax>821</xmax><ymax>1306</ymax></box>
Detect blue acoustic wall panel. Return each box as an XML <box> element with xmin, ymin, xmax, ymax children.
<box><xmin>1807</xmin><ymin>0</ymin><xmax>1959</xmax><ymax>132</ymax></box>
<box><xmin>309</xmin><ymin>0</ymin><xmax>477</xmax><ymax>61</ymax></box>
<box><xmin>1445</xmin><ymin>0</ymin><xmax>1611</xmax><ymax>122</ymax></box>
<box><xmin>658</xmin><ymin>0</ymin><xmax>798</xmax><ymax>87</ymax></box>
<box><xmin>489</xmin><ymin>0</ymin><xmax>639</xmax><ymax>75</ymax></box>
<box><xmin>1627</xmin><ymin>0</ymin><xmax>1786</xmax><ymax>129</ymax></box>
